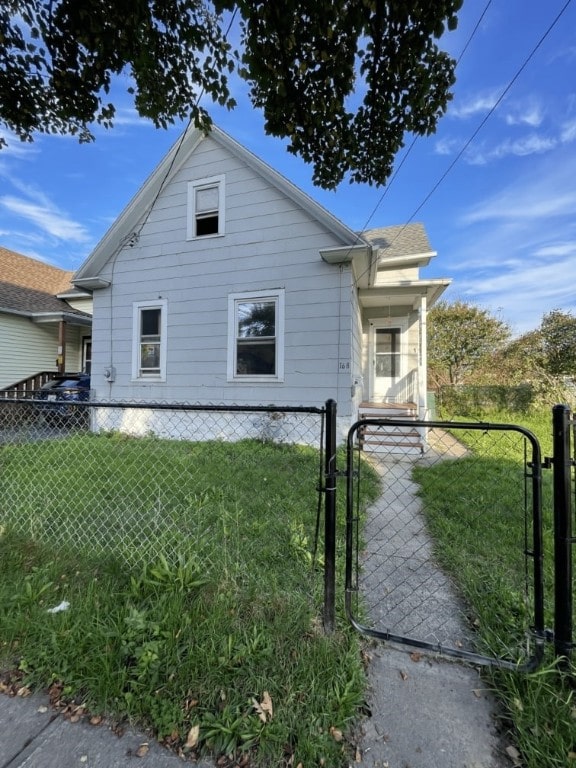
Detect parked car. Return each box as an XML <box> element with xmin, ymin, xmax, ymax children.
<box><xmin>36</xmin><ymin>374</ymin><xmax>91</xmax><ymax>423</ymax></box>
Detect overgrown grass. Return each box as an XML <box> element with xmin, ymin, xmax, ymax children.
<box><xmin>0</xmin><ymin>436</ymin><xmax>380</xmax><ymax>767</ymax></box>
<box><xmin>415</xmin><ymin>410</ymin><xmax>576</xmax><ymax>768</ymax></box>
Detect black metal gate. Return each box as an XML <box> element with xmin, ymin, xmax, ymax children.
<box><xmin>344</xmin><ymin>418</ymin><xmax>546</xmax><ymax>671</ymax></box>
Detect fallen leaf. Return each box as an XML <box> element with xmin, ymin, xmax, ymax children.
<box><xmin>568</xmin><ymin>752</ymin><xmax>576</xmax><ymax>760</ymax></box>
<box><xmin>472</xmin><ymin>689</ymin><xmax>482</xmax><ymax>699</ymax></box>
<box><xmin>329</xmin><ymin>726</ymin><xmax>343</xmax><ymax>742</ymax></box>
<box><xmin>355</xmin><ymin>746</ymin><xmax>362</xmax><ymax>762</ymax></box>
<box><xmin>252</xmin><ymin>691</ymin><xmax>273</xmax><ymax>723</ymax></box>
<box><xmin>261</xmin><ymin>691</ymin><xmax>273</xmax><ymax>720</ymax></box>
<box><xmin>409</xmin><ymin>652</ymin><xmax>422</xmax><ymax>663</ymax></box>
<box><xmin>184</xmin><ymin>724</ymin><xmax>200</xmax><ymax>749</ymax></box>
<box><xmin>90</xmin><ymin>716</ymin><xmax>103</xmax><ymax>726</ymax></box>
<box><xmin>135</xmin><ymin>743</ymin><xmax>149</xmax><ymax>757</ymax></box>
<box><xmin>37</xmin><ymin>705</ymin><xmax>49</xmax><ymax>713</ymax></box>
<box><xmin>16</xmin><ymin>686</ymin><xmax>31</xmax><ymax>697</ymax></box>
<box><xmin>399</xmin><ymin>670</ymin><xmax>408</xmax><ymax>681</ymax></box>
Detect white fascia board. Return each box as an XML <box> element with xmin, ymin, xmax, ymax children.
<box><xmin>74</xmin><ymin>127</ymin><xmax>205</xmax><ymax>281</ymax></box>
<box><xmin>72</xmin><ymin>277</ymin><xmax>111</xmax><ymax>291</ymax></box>
<box><xmin>378</xmin><ymin>251</ymin><xmax>437</xmax><ymax>268</ymax></box>
<box><xmin>31</xmin><ymin>312</ymin><xmax>93</xmax><ymax>327</ymax></box>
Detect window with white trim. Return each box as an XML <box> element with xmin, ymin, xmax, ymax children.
<box><xmin>227</xmin><ymin>290</ymin><xmax>285</xmax><ymax>381</ymax></box>
<box><xmin>187</xmin><ymin>175</ymin><xmax>225</xmax><ymax>238</ymax></box>
<box><xmin>132</xmin><ymin>299</ymin><xmax>167</xmax><ymax>380</ymax></box>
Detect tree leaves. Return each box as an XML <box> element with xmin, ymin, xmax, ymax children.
<box><xmin>0</xmin><ymin>0</ymin><xmax>463</xmax><ymax>188</ymax></box>
<box><xmin>428</xmin><ymin>300</ymin><xmax>511</xmax><ymax>386</ymax></box>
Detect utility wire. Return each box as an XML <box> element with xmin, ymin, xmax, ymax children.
<box><xmin>352</xmin><ymin>0</ymin><xmax>573</xmax><ymax>287</ymax></box>
<box><xmin>126</xmin><ymin>7</ymin><xmax>239</xmax><ymax>246</ymax></box>
<box><xmin>350</xmin><ymin>0</ymin><xmax>494</xmax><ymax>244</ymax></box>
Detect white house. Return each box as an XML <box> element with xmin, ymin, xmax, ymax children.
<box><xmin>73</xmin><ymin>124</ymin><xmax>450</xmax><ymax>447</ymax></box>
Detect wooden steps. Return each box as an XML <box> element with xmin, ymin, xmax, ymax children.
<box><xmin>358</xmin><ymin>401</ymin><xmax>423</xmax><ymax>455</ymax></box>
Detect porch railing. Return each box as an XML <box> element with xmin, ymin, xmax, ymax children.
<box><xmin>0</xmin><ymin>371</ymin><xmax>58</xmax><ymax>399</ymax></box>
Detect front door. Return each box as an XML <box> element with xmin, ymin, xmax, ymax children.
<box><xmin>371</xmin><ymin>325</ymin><xmax>402</xmax><ymax>401</ymax></box>
<box><xmin>82</xmin><ymin>337</ymin><xmax>92</xmax><ymax>375</ymax></box>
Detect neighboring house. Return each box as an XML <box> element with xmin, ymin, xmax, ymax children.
<box><xmin>0</xmin><ymin>247</ymin><xmax>93</xmax><ymax>392</ymax></box>
<box><xmin>74</xmin><ymin>125</ymin><xmax>450</xmax><ymax>446</ymax></box>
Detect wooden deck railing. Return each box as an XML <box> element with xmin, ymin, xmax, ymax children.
<box><xmin>0</xmin><ymin>371</ymin><xmax>58</xmax><ymax>399</ymax></box>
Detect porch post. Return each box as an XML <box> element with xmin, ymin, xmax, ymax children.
<box><xmin>418</xmin><ymin>295</ymin><xmax>427</xmax><ymax>419</ymax></box>
<box><xmin>57</xmin><ymin>320</ymin><xmax>66</xmax><ymax>374</ymax></box>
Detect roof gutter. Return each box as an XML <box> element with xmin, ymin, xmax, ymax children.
<box><xmin>72</xmin><ymin>277</ymin><xmax>111</xmax><ymax>291</ymax></box>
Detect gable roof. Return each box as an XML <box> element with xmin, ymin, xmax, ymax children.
<box><xmin>74</xmin><ymin>124</ymin><xmax>365</xmax><ymax>286</ymax></box>
<box><xmin>0</xmin><ymin>246</ymin><xmax>91</xmax><ymax>322</ymax></box>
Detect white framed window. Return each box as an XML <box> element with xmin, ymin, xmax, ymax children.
<box><xmin>132</xmin><ymin>299</ymin><xmax>168</xmax><ymax>381</ymax></box>
<box><xmin>227</xmin><ymin>289</ymin><xmax>285</xmax><ymax>382</ymax></box>
<box><xmin>187</xmin><ymin>174</ymin><xmax>225</xmax><ymax>239</ymax></box>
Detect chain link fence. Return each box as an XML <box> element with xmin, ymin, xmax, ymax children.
<box><xmin>346</xmin><ymin>421</ymin><xmax>546</xmax><ymax>667</ymax></box>
<box><xmin>0</xmin><ymin>399</ymin><xmax>327</xmax><ymax>584</ymax></box>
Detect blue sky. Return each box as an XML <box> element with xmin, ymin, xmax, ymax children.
<box><xmin>1</xmin><ymin>0</ymin><xmax>575</xmax><ymax>336</ymax></box>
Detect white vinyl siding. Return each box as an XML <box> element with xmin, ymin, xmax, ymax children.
<box><xmin>131</xmin><ymin>299</ymin><xmax>167</xmax><ymax>381</ymax></box>
<box><xmin>0</xmin><ymin>314</ymin><xmax>84</xmax><ymax>389</ymax></box>
<box><xmin>90</xmin><ymin>135</ymin><xmax>354</xmax><ymax>407</ymax></box>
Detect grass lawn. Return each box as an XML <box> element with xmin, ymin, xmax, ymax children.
<box><xmin>0</xmin><ymin>435</ymin><xmax>380</xmax><ymax>767</ymax></box>
<box><xmin>415</xmin><ymin>410</ymin><xmax>576</xmax><ymax>768</ymax></box>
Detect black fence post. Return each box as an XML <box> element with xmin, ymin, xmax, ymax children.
<box><xmin>323</xmin><ymin>399</ymin><xmax>337</xmax><ymax>633</ymax></box>
<box><xmin>552</xmin><ymin>404</ymin><xmax>573</xmax><ymax>665</ymax></box>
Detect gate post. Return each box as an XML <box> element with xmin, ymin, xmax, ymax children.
<box><xmin>323</xmin><ymin>399</ymin><xmax>337</xmax><ymax>633</ymax></box>
<box><xmin>552</xmin><ymin>404</ymin><xmax>573</xmax><ymax>665</ymax></box>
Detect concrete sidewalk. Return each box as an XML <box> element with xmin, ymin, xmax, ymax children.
<box><xmin>0</xmin><ymin>691</ymin><xmax>215</xmax><ymax>768</ymax></box>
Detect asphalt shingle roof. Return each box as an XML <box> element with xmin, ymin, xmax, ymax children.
<box><xmin>0</xmin><ymin>246</ymin><xmax>87</xmax><ymax>317</ymax></box>
<box><xmin>361</xmin><ymin>223</ymin><xmax>433</xmax><ymax>258</ymax></box>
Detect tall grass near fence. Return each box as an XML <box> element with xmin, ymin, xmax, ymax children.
<box><xmin>415</xmin><ymin>410</ymin><xmax>575</xmax><ymax>768</ymax></box>
<box><xmin>0</xmin><ymin>433</ymin><xmax>380</xmax><ymax>767</ymax></box>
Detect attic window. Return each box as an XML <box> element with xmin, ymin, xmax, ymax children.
<box><xmin>187</xmin><ymin>175</ymin><xmax>225</xmax><ymax>239</ymax></box>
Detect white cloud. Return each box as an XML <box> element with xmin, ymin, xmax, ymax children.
<box><xmin>451</xmin><ymin>252</ymin><xmax>576</xmax><ymax>334</ymax></box>
<box><xmin>0</xmin><ymin>128</ymin><xmax>38</xmax><ymax>159</ymax></box>
<box><xmin>434</xmin><ymin>137</ymin><xmax>464</xmax><ymax>156</ymax></box>
<box><xmin>463</xmin><ymin>187</ymin><xmax>576</xmax><ymax>224</ymax></box>
<box><xmin>466</xmin><ymin>134</ymin><xmax>557</xmax><ymax>165</ymax></box>
<box><xmin>449</xmin><ymin>89</ymin><xmax>502</xmax><ymax>119</ymax></box>
<box><xmin>0</xmin><ymin>195</ymin><xmax>90</xmax><ymax>242</ymax></box>
<box><xmin>560</xmin><ymin>118</ymin><xmax>576</xmax><ymax>143</ymax></box>
<box><xmin>504</xmin><ymin>101</ymin><xmax>544</xmax><ymax>127</ymax></box>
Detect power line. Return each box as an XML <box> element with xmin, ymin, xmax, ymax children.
<box><xmin>352</xmin><ymin>0</ymin><xmax>494</xmax><ymax>242</ymax></box>
<box><xmin>354</xmin><ymin>0</ymin><xmax>573</xmax><ymax>287</ymax></box>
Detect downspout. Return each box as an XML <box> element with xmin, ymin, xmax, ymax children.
<box><xmin>57</xmin><ymin>320</ymin><xmax>66</xmax><ymax>374</ymax></box>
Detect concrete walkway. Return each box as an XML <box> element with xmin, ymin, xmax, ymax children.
<box><xmin>355</xmin><ymin>452</ymin><xmax>511</xmax><ymax>768</ymax></box>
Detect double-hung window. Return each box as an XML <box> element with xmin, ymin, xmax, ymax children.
<box><xmin>132</xmin><ymin>299</ymin><xmax>167</xmax><ymax>380</ymax></box>
<box><xmin>227</xmin><ymin>290</ymin><xmax>285</xmax><ymax>382</ymax></box>
<box><xmin>187</xmin><ymin>175</ymin><xmax>225</xmax><ymax>238</ymax></box>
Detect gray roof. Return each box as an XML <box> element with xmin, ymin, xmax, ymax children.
<box><xmin>361</xmin><ymin>223</ymin><xmax>433</xmax><ymax>258</ymax></box>
<box><xmin>0</xmin><ymin>281</ymin><xmax>91</xmax><ymax>318</ymax></box>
